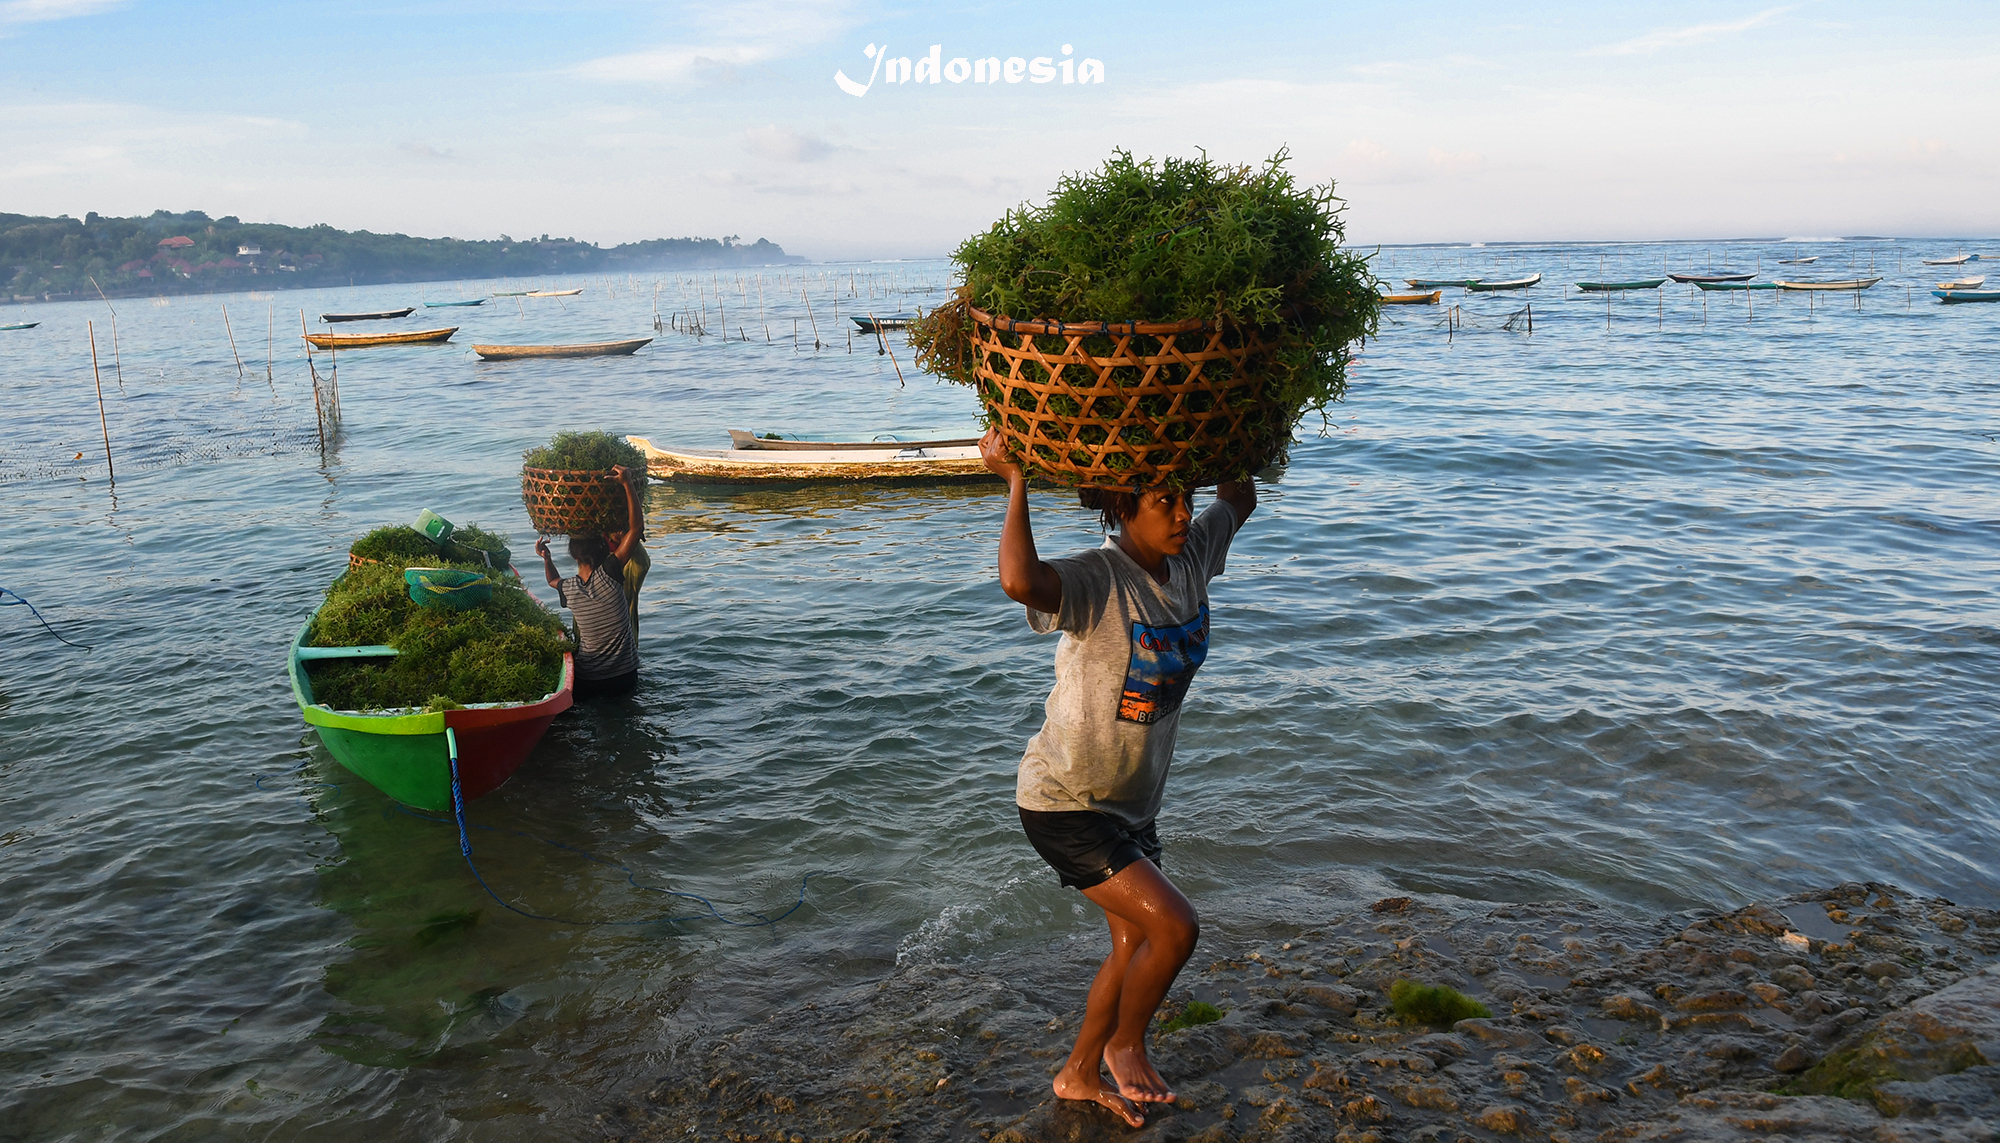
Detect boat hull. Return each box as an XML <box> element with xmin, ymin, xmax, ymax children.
<box><xmin>1934</xmin><ymin>290</ymin><xmax>2000</xmax><ymax>304</ymax></box>
<box><xmin>303</xmin><ymin>327</ymin><xmax>457</xmax><ymax>349</ymax></box>
<box><xmin>1775</xmin><ymin>278</ymin><xmax>1881</xmax><ymax>292</ymax></box>
<box><xmin>1669</xmin><ymin>273</ymin><xmax>1756</xmax><ymax>283</ymax></box>
<box><xmin>629</xmin><ymin>435</ymin><xmax>998</xmax><ymax>484</ymax></box>
<box><xmin>425</xmin><ymin>299</ymin><xmax>487</xmax><ymax>307</ymax></box>
<box><xmin>289</xmin><ymin>621</ymin><xmax>572</xmax><ymax>810</ymax></box>
<box><xmin>321</xmin><ymin>308</ymin><xmax>415</xmax><ymax>323</ymax></box>
<box><xmin>1404</xmin><ymin>278</ymin><xmax>1479</xmax><ymax>288</ymax></box>
<box><xmin>473</xmin><ymin>338</ymin><xmax>651</xmax><ymax>360</ymax></box>
<box><xmin>1380</xmin><ymin>291</ymin><xmax>1441</xmax><ymax>305</ymax></box>
<box><xmin>1696</xmin><ymin>282</ymin><xmax>1780</xmax><ymax>291</ymax></box>
<box><xmin>727</xmin><ymin>429</ymin><xmax>979</xmax><ymax>451</ymax></box>
<box><xmin>2</xmin><ymin>321</ymin><xmax>39</xmax><ymax>330</ymax></box>
<box><xmin>1576</xmin><ymin>279</ymin><xmax>1667</xmax><ymax>292</ymax></box>
<box><xmin>1465</xmin><ymin>273</ymin><xmax>1542</xmax><ymax>292</ymax></box>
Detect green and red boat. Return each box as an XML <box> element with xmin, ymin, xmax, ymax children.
<box><xmin>288</xmin><ymin>621</ymin><xmax>573</xmax><ymax>810</ymax></box>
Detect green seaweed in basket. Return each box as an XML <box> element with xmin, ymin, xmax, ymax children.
<box><xmin>522</xmin><ymin>430</ymin><xmax>646</xmax><ymax>477</ymax></box>
<box><xmin>911</xmin><ymin>147</ymin><xmax>1380</xmax><ymax>487</ymax></box>
<box><xmin>348</xmin><ymin>525</ymin><xmax>441</xmax><ymax>564</ymax></box>
<box><xmin>306</xmin><ymin>559</ymin><xmax>569</xmax><ymax>711</ymax></box>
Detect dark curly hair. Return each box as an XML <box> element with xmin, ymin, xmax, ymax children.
<box><xmin>568</xmin><ymin>533</ymin><xmax>611</xmax><ymax>570</ymax></box>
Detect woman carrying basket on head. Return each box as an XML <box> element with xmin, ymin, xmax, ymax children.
<box><xmin>981</xmin><ymin>428</ymin><xmax>1257</xmax><ymax>1128</ymax></box>
<box><xmin>535</xmin><ymin>464</ymin><xmax>643</xmax><ymax>700</ymax></box>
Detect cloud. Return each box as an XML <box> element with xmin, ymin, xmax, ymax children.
<box><xmin>573</xmin><ymin>0</ymin><xmax>860</xmax><ymax>85</ymax></box>
<box><xmin>1427</xmin><ymin>147</ymin><xmax>1484</xmax><ymax>175</ymax></box>
<box><xmin>744</xmin><ymin>125</ymin><xmax>834</xmax><ymax>162</ymax></box>
<box><xmin>398</xmin><ymin>141</ymin><xmax>453</xmax><ymax>161</ymax></box>
<box><xmin>1591</xmin><ymin>6</ymin><xmax>1795</xmax><ymax>55</ymax></box>
<box><xmin>0</xmin><ymin>0</ymin><xmax>122</xmax><ymax>27</ymax></box>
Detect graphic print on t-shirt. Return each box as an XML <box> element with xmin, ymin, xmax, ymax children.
<box><xmin>1117</xmin><ymin>605</ymin><xmax>1210</xmax><ymax>724</ymax></box>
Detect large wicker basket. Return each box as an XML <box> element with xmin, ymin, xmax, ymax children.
<box><xmin>969</xmin><ymin>305</ymin><xmax>1282</xmax><ymax>490</ymax></box>
<box><xmin>521</xmin><ymin>467</ymin><xmax>635</xmax><ymax>534</ymax></box>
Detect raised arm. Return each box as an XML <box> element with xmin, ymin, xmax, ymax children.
<box><xmin>534</xmin><ymin>537</ymin><xmax>562</xmax><ymax>590</ymax></box>
<box><xmin>1215</xmin><ymin>476</ymin><xmax>1258</xmax><ymax>527</ymax></box>
<box><xmin>981</xmin><ymin>429</ymin><xmax>1063</xmax><ymax>615</ymax></box>
<box><xmin>608</xmin><ymin>464</ymin><xmax>643</xmax><ymax>564</ymax></box>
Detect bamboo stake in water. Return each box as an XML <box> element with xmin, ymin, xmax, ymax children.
<box><xmin>88</xmin><ymin>320</ymin><xmax>114</xmax><ymax>484</ymax></box>
<box><xmin>222</xmin><ymin>305</ymin><xmax>245</xmax><ymax>383</ymax></box>
<box><xmin>266</xmin><ymin>302</ymin><xmax>275</xmax><ymax>390</ymax></box>
<box><xmin>88</xmin><ymin>276</ymin><xmax>124</xmax><ymax>392</ymax></box>
<box><xmin>802</xmin><ymin>288</ymin><xmax>820</xmax><ymax>349</ymax></box>
<box><xmin>869</xmin><ymin>313</ymin><xmax>906</xmax><ymax>387</ymax></box>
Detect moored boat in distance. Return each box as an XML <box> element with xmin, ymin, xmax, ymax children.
<box><xmin>472</xmin><ymin>337</ymin><xmax>651</xmax><ymax>360</ymax></box>
<box><xmin>1775</xmin><ymin>278</ymin><xmax>1882</xmax><ymax>292</ymax></box>
<box><xmin>424</xmin><ymin>298</ymin><xmax>488</xmax><ymax>307</ymax></box>
<box><xmin>1777</xmin><ymin>256</ymin><xmax>1819</xmax><ymax>264</ymax></box>
<box><xmin>320</xmin><ymin>307</ymin><xmax>415</xmax><ymax>323</ymax></box>
<box><xmin>1933</xmin><ymin>289</ymin><xmax>2000</xmax><ymax>304</ymax></box>
<box><xmin>1465</xmin><ymin>273</ymin><xmax>1541</xmax><ymax>292</ymax></box>
<box><xmin>1404</xmin><ymin>277</ymin><xmax>1481</xmax><ymax>288</ymax></box>
<box><xmin>491</xmin><ymin>290</ymin><xmax>531</xmax><ymax>296</ymax></box>
<box><xmin>1922</xmin><ymin>254</ymin><xmax>1976</xmax><ymax>266</ymax></box>
<box><xmin>630</xmin><ymin>434</ymin><xmax>996</xmax><ymax>485</ymax></box>
<box><xmin>288</xmin><ymin>620</ymin><xmax>573</xmax><ymax>811</ymax></box>
<box><xmin>1576</xmin><ymin>278</ymin><xmax>1667</xmax><ymax>292</ymax></box>
<box><xmin>2</xmin><ymin>321</ymin><xmax>40</xmax><ymax>330</ymax></box>
<box><xmin>1696</xmin><ymin>281</ymin><xmax>1780</xmax><ymax>291</ymax></box>
<box><xmin>851</xmin><ymin>314</ymin><xmax>916</xmax><ymax>332</ymax></box>
<box><xmin>1380</xmin><ymin>290</ymin><xmax>1442</xmax><ymax>305</ymax></box>
<box><xmin>1936</xmin><ymin>276</ymin><xmax>1985</xmax><ymax>291</ymax></box>
<box><xmin>524</xmin><ymin>288</ymin><xmax>583</xmax><ymax>297</ymax></box>
<box><xmin>303</xmin><ymin>327</ymin><xmax>458</xmax><ymax>349</ymax></box>
<box><xmin>1669</xmin><ymin>272</ymin><xmax>1757</xmax><ymax>284</ymax></box>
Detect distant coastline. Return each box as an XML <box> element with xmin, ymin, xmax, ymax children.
<box><xmin>0</xmin><ymin>209</ymin><xmax>806</xmax><ymax>305</ymax></box>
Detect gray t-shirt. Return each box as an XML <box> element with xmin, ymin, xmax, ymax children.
<box><xmin>558</xmin><ymin>566</ymin><xmax>638</xmax><ymax>681</ymax></box>
<box><xmin>1016</xmin><ymin>501</ymin><xmax>1243</xmax><ymax>827</ymax></box>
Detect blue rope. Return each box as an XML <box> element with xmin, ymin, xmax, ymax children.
<box><xmin>437</xmin><ymin>729</ymin><xmax>815</xmax><ymax>930</ymax></box>
<box><xmin>0</xmin><ymin>587</ymin><xmax>91</xmax><ymax>649</ymax></box>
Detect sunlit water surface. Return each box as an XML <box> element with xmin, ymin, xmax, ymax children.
<box><xmin>2</xmin><ymin>242</ymin><xmax>1996</xmax><ymax>1140</ymax></box>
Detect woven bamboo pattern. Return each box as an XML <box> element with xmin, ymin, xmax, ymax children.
<box><xmin>521</xmin><ymin>467</ymin><xmax>631</xmax><ymax>534</ymax></box>
<box><xmin>969</xmin><ymin>305</ymin><xmax>1281</xmax><ymax>489</ymax></box>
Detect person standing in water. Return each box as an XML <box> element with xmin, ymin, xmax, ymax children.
<box><xmin>536</xmin><ymin>464</ymin><xmax>643</xmax><ymax>699</ymax></box>
<box><xmin>981</xmin><ymin>428</ymin><xmax>1256</xmax><ymax>1128</ymax></box>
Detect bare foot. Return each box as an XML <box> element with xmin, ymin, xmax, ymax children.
<box><xmin>1052</xmin><ymin>1065</ymin><xmax>1146</xmax><ymax>1128</ymax></box>
<box><xmin>1104</xmin><ymin>1042</ymin><xmax>1175</xmax><ymax>1104</ymax></box>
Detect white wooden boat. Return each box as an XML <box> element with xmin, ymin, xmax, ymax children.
<box><xmin>1936</xmin><ymin>276</ymin><xmax>1986</xmax><ymax>291</ymax></box>
<box><xmin>1776</xmin><ymin>256</ymin><xmax>1818</xmax><ymax>265</ymax></box>
<box><xmin>525</xmin><ymin>288</ymin><xmax>584</xmax><ymax>297</ymax></box>
<box><xmin>1464</xmin><ymin>273</ymin><xmax>1541</xmax><ymax>292</ymax></box>
<box><xmin>1921</xmin><ymin>254</ymin><xmax>1975</xmax><ymax>266</ymax></box>
<box><xmin>1774</xmin><ymin>277</ymin><xmax>1882</xmax><ymax>292</ymax></box>
<box><xmin>629</xmin><ymin>435</ymin><xmax>996</xmax><ymax>484</ymax></box>
<box><xmin>727</xmin><ymin>429</ymin><xmax>979</xmax><ymax>451</ymax></box>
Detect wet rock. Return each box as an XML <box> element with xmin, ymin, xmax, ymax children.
<box><xmin>1793</xmin><ymin>964</ymin><xmax>1999</xmax><ymax>1111</ymax></box>
<box><xmin>1471</xmin><ymin>1104</ymin><xmax>1527</xmax><ymax>1134</ymax></box>
<box><xmin>1601</xmin><ymin>994</ymin><xmax>1661</xmax><ymax>1021</ymax></box>
<box><xmin>1773</xmin><ymin>1044</ymin><xmax>1815</xmax><ymax>1073</ymax></box>
<box><xmin>1453</xmin><ymin>1019</ymin><xmax>1539</xmax><ymax>1048</ymax></box>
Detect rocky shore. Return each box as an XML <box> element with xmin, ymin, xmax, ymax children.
<box><xmin>599</xmin><ymin>884</ymin><xmax>1999</xmax><ymax>1142</ymax></box>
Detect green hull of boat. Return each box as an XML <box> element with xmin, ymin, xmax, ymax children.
<box><xmin>289</xmin><ymin>620</ymin><xmax>572</xmax><ymax>811</ymax></box>
<box><xmin>1576</xmin><ymin>279</ymin><xmax>1667</xmax><ymax>291</ymax></box>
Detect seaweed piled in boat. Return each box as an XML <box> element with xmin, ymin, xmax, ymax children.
<box><xmin>306</xmin><ymin>556</ymin><xmax>569</xmax><ymax>713</ymax></box>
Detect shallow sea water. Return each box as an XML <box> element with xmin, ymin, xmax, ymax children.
<box><xmin>2</xmin><ymin>242</ymin><xmax>1997</xmax><ymax>1140</ymax></box>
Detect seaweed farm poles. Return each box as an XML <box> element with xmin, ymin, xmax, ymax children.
<box><xmin>88</xmin><ymin>320</ymin><xmax>114</xmax><ymax>484</ymax></box>
<box><xmin>222</xmin><ymin>304</ymin><xmax>247</xmax><ymax>387</ymax></box>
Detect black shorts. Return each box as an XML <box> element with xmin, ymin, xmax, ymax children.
<box><xmin>1018</xmin><ymin>808</ymin><xmax>1161</xmax><ymax>890</ymax></box>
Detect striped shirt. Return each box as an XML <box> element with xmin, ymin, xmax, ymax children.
<box><xmin>558</xmin><ymin>567</ymin><xmax>638</xmax><ymax>681</ymax></box>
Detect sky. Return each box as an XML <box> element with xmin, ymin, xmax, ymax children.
<box><xmin>1</xmin><ymin>0</ymin><xmax>1995</xmax><ymax>259</ymax></box>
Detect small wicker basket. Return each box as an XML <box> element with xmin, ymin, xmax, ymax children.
<box><xmin>521</xmin><ymin>467</ymin><xmax>634</xmax><ymax>535</ymax></box>
<box><xmin>968</xmin><ymin>305</ymin><xmax>1282</xmax><ymax>490</ymax></box>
